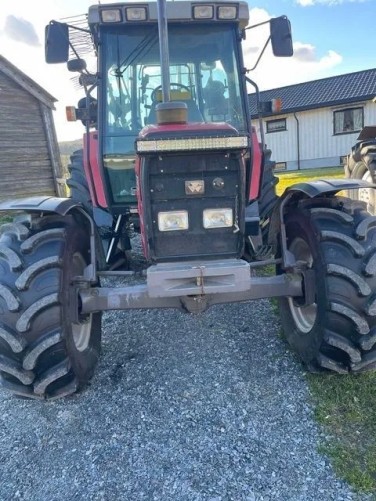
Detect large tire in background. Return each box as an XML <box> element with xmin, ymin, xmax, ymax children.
<box><xmin>258</xmin><ymin>149</ymin><xmax>278</xmax><ymax>222</ymax></box>
<box><xmin>66</xmin><ymin>149</ymin><xmax>110</xmax><ymax>270</ymax></box>
<box><xmin>66</xmin><ymin>149</ymin><xmax>93</xmax><ymax>214</ymax></box>
<box><xmin>279</xmin><ymin>196</ymin><xmax>376</xmax><ymax>374</ymax></box>
<box><xmin>345</xmin><ymin>141</ymin><xmax>376</xmax><ymax>214</ymax></box>
<box><xmin>0</xmin><ymin>215</ymin><xmax>101</xmax><ymax>399</ymax></box>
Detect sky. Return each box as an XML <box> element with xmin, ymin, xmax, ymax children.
<box><xmin>0</xmin><ymin>0</ymin><xmax>375</xmax><ymax>141</ymax></box>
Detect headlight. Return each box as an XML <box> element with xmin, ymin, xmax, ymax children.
<box><xmin>193</xmin><ymin>5</ymin><xmax>214</xmax><ymax>19</ymax></box>
<box><xmin>217</xmin><ymin>6</ymin><xmax>238</xmax><ymax>19</ymax></box>
<box><xmin>125</xmin><ymin>7</ymin><xmax>147</xmax><ymax>21</ymax></box>
<box><xmin>203</xmin><ymin>209</ymin><xmax>233</xmax><ymax>229</ymax></box>
<box><xmin>158</xmin><ymin>211</ymin><xmax>189</xmax><ymax>232</ymax></box>
<box><xmin>101</xmin><ymin>9</ymin><xmax>122</xmax><ymax>22</ymax></box>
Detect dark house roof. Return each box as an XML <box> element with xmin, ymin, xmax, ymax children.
<box><xmin>248</xmin><ymin>68</ymin><xmax>376</xmax><ymax>117</ymax></box>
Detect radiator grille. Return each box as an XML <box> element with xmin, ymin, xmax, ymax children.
<box><xmin>142</xmin><ymin>151</ymin><xmax>244</xmax><ymax>261</ymax></box>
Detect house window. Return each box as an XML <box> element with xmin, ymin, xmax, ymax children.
<box><xmin>274</xmin><ymin>162</ymin><xmax>287</xmax><ymax>171</ymax></box>
<box><xmin>334</xmin><ymin>107</ymin><xmax>363</xmax><ymax>135</ymax></box>
<box><xmin>266</xmin><ymin>118</ymin><xmax>286</xmax><ymax>133</ymax></box>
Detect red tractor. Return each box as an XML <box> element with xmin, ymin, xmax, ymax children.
<box><xmin>0</xmin><ymin>0</ymin><xmax>375</xmax><ymax>400</ymax></box>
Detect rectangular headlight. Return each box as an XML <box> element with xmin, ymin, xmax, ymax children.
<box><xmin>158</xmin><ymin>211</ymin><xmax>189</xmax><ymax>232</ymax></box>
<box><xmin>101</xmin><ymin>9</ymin><xmax>122</xmax><ymax>22</ymax></box>
<box><xmin>137</xmin><ymin>136</ymin><xmax>248</xmax><ymax>153</ymax></box>
<box><xmin>125</xmin><ymin>7</ymin><xmax>147</xmax><ymax>21</ymax></box>
<box><xmin>217</xmin><ymin>6</ymin><xmax>238</xmax><ymax>19</ymax></box>
<box><xmin>193</xmin><ymin>5</ymin><xmax>214</xmax><ymax>19</ymax></box>
<box><xmin>203</xmin><ymin>209</ymin><xmax>233</xmax><ymax>229</ymax></box>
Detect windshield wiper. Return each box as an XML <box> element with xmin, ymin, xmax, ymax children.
<box><xmin>119</xmin><ymin>28</ymin><xmax>158</xmax><ymax>75</ymax></box>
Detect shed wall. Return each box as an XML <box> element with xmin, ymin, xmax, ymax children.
<box><xmin>0</xmin><ymin>71</ymin><xmax>56</xmax><ymax>201</ymax></box>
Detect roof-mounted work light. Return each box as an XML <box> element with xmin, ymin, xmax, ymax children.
<box><xmin>193</xmin><ymin>5</ymin><xmax>214</xmax><ymax>19</ymax></box>
<box><xmin>125</xmin><ymin>7</ymin><xmax>147</xmax><ymax>21</ymax></box>
<box><xmin>100</xmin><ymin>9</ymin><xmax>122</xmax><ymax>22</ymax></box>
<box><xmin>217</xmin><ymin>5</ymin><xmax>237</xmax><ymax>19</ymax></box>
<box><xmin>136</xmin><ymin>136</ymin><xmax>249</xmax><ymax>153</ymax></box>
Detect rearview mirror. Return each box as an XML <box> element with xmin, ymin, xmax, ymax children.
<box><xmin>45</xmin><ymin>21</ymin><xmax>69</xmax><ymax>64</ymax></box>
<box><xmin>270</xmin><ymin>16</ymin><xmax>293</xmax><ymax>57</ymax></box>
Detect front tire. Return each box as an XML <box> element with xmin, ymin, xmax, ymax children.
<box><xmin>279</xmin><ymin>197</ymin><xmax>376</xmax><ymax>374</ymax></box>
<box><xmin>0</xmin><ymin>215</ymin><xmax>101</xmax><ymax>399</ymax></box>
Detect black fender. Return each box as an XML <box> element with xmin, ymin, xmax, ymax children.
<box><xmin>282</xmin><ymin>178</ymin><xmax>376</xmax><ymax>198</ymax></box>
<box><xmin>0</xmin><ymin>196</ymin><xmax>103</xmax><ymax>279</ymax></box>
<box><xmin>268</xmin><ymin>179</ymin><xmax>376</xmax><ymax>269</ymax></box>
<box><xmin>0</xmin><ymin>196</ymin><xmax>94</xmax><ymax>230</ymax></box>
<box><xmin>0</xmin><ymin>196</ymin><xmax>82</xmax><ymax>215</ymax></box>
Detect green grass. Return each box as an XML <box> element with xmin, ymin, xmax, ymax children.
<box><xmin>277</xmin><ymin>165</ymin><xmax>376</xmax><ymax>494</ymax></box>
<box><xmin>276</xmin><ymin>166</ymin><xmax>343</xmax><ymax>196</ymax></box>
<box><xmin>0</xmin><ymin>215</ymin><xmax>12</xmax><ymax>225</ymax></box>
<box><xmin>308</xmin><ymin>373</ymin><xmax>376</xmax><ymax>493</ymax></box>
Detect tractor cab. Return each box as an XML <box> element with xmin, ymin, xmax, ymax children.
<box><xmin>46</xmin><ymin>2</ymin><xmax>251</xmax><ymax>210</ymax></box>
<box><xmin>92</xmin><ymin>3</ymin><xmax>250</xmax><ymax>208</ymax></box>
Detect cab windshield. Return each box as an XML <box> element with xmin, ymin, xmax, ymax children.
<box><xmin>101</xmin><ymin>23</ymin><xmax>247</xmax><ymax>203</ymax></box>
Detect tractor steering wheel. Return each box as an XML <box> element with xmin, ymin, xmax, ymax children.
<box><xmin>151</xmin><ymin>83</ymin><xmax>192</xmax><ymax>103</ymax></box>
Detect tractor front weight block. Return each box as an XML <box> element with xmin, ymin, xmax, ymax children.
<box><xmin>79</xmin><ymin>272</ymin><xmax>303</xmax><ymax>315</ymax></box>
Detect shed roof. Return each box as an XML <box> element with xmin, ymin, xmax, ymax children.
<box><xmin>0</xmin><ymin>55</ymin><xmax>57</xmax><ymax>109</ymax></box>
<box><xmin>248</xmin><ymin>68</ymin><xmax>376</xmax><ymax>117</ymax></box>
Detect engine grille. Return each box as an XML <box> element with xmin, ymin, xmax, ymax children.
<box><xmin>142</xmin><ymin>151</ymin><xmax>244</xmax><ymax>261</ymax></box>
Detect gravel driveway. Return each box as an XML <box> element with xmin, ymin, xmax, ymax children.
<box><xmin>0</xmin><ymin>275</ymin><xmax>371</xmax><ymax>501</ymax></box>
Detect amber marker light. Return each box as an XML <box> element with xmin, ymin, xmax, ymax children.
<box><xmin>65</xmin><ymin>106</ymin><xmax>77</xmax><ymax>122</ymax></box>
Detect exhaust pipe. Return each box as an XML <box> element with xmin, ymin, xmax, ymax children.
<box><xmin>157</xmin><ymin>0</ymin><xmax>170</xmax><ymax>103</ymax></box>
<box><xmin>156</xmin><ymin>0</ymin><xmax>187</xmax><ymax>124</ymax></box>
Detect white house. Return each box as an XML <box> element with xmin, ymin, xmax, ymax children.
<box><xmin>248</xmin><ymin>68</ymin><xmax>376</xmax><ymax>171</ymax></box>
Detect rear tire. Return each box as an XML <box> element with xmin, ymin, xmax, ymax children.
<box><xmin>351</xmin><ymin>163</ymin><xmax>376</xmax><ymax>214</ymax></box>
<box><xmin>67</xmin><ymin>149</ymin><xmax>131</xmax><ymax>270</ymax></box>
<box><xmin>345</xmin><ymin>142</ymin><xmax>376</xmax><ymax>214</ymax></box>
<box><xmin>258</xmin><ymin>149</ymin><xmax>278</xmax><ymax>222</ymax></box>
<box><xmin>0</xmin><ymin>215</ymin><xmax>101</xmax><ymax>399</ymax></box>
<box><xmin>279</xmin><ymin>196</ymin><xmax>376</xmax><ymax>374</ymax></box>
<box><xmin>67</xmin><ymin>149</ymin><xmax>93</xmax><ymax>214</ymax></box>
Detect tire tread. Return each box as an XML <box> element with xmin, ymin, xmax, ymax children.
<box><xmin>280</xmin><ymin>197</ymin><xmax>376</xmax><ymax>374</ymax></box>
<box><xmin>0</xmin><ymin>217</ymin><xmax>101</xmax><ymax>399</ymax></box>
<box><xmin>33</xmin><ymin>359</ymin><xmax>71</xmax><ymax>395</ymax></box>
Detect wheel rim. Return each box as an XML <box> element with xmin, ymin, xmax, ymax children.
<box><xmin>287</xmin><ymin>237</ymin><xmax>317</xmax><ymax>333</ymax></box>
<box><xmin>72</xmin><ymin>317</ymin><xmax>92</xmax><ymax>352</ymax></box>
<box><xmin>358</xmin><ymin>170</ymin><xmax>375</xmax><ymax>213</ymax></box>
<box><xmin>71</xmin><ymin>252</ymin><xmax>92</xmax><ymax>352</ymax></box>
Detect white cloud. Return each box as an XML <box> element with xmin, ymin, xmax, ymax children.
<box><xmin>318</xmin><ymin>49</ymin><xmax>343</xmax><ymax>68</ymax></box>
<box><xmin>244</xmin><ymin>8</ymin><xmax>343</xmax><ymax>92</ymax></box>
<box><xmin>293</xmin><ymin>43</ymin><xmax>318</xmax><ymax>62</ymax></box>
<box><xmin>2</xmin><ymin>15</ymin><xmax>40</xmax><ymax>46</ymax></box>
<box><xmin>293</xmin><ymin>42</ymin><xmax>342</xmax><ymax>67</ymax></box>
<box><xmin>296</xmin><ymin>0</ymin><xmax>366</xmax><ymax>5</ymax></box>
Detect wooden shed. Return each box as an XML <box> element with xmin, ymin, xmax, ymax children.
<box><xmin>0</xmin><ymin>55</ymin><xmax>64</xmax><ymax>201</ymax></box>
